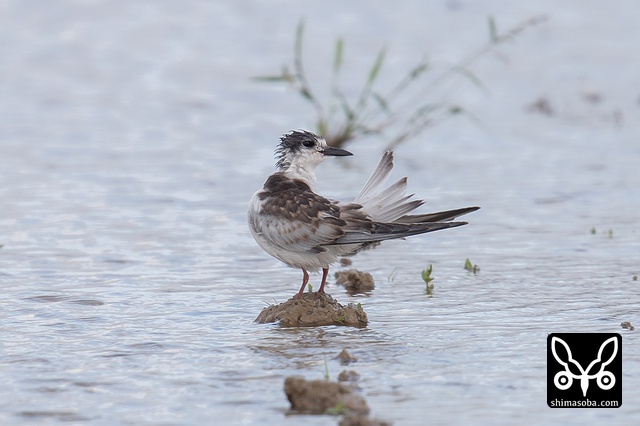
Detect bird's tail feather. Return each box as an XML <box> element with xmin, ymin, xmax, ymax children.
<box><xmin>353</xmin><ymin>151</ymin><xmax>394</xmax><ymax>204</ymax></box>
<box><xmin>353</xmin><ymin>151</ymin><xmax>427</xmax><ymax>222</ymax></box>
<box><xmin>352</xmin><ymin>151</ymin><xmax>480</xmax><ymax>228</ymax></box>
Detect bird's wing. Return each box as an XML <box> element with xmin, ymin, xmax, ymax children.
<box><xmin>255</xmin><ymin>184</ymin><xmax>348</xmax><ymax>253</ymax></box>
<box><xmin>395</xmin><ymin>206</ymin><xmax>480</xmax><ymax>223</ymax></box>
<box><xmin>327</xmin><ymin>220</ymin><xmax>468</xmax><ymax>245</ymax></box>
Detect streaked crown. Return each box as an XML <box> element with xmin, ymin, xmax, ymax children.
<box><xmin>275</xmin><ymin>130</ymin><xmax>323</xmax><ymax>169</ymax></box>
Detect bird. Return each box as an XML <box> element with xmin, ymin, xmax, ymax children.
<box><xmin>248</xmin><ymin>130</ymin><xmax>479</xmax><ymax>299</ymax></box>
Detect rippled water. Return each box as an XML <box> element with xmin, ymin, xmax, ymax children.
<box><xmin>1</xmin><ymin>1</ymin><xmax>639</xmax><ymax>425</ymax></box>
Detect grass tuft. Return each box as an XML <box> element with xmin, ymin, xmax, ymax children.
<box><xmin>256</xmin><ymin>15</ymin><xmax>547</xmax><ymax>148</ymax></box>
<box><xmin>324</xmin><ymin>355</ymin><xmax>330</xmax><ymax>380</ymax></box>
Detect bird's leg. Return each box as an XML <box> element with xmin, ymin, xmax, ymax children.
<box><xmin>295</xmin><ymin>269</ymin><xmax>310</xmax><ymax>299</ymax></box>
<box><xmin>318</xmin><ymin>268</ymin><xmax>329</xmax><ymax>294</ymax></box>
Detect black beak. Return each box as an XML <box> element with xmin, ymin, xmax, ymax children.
<box><xmin>321</xmin><ymin>146</ymin><xmax>353</xmax><ymax>157</ymax></box>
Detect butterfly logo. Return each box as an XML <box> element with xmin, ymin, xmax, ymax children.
<box><xmin>551</xmin><ymin>336</ymin><xmax>618</xmax><ymax>397</ymax></box>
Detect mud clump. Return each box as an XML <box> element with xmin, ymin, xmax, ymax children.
<box><xmin>338</xmin><ymin>370</ymin><xmax>360</xmax><ymax>382</ymax></box>
<box><xmin>340</xmin><ymin>414</ymin><xmax>393</xmax><ymax>426</ymax></box>
<box><xmin>336</xmin><ymin>348</ymin><xmax>358</xmax><ymax>365</ymax></box>
<box><xmin>334</xmin><ymin>269</ymin><xmax>375</xmax><ymax>295</ymax></box>
<box><xmin>284</xmin><ymin>376</ymin><xmax>369</xmax><ymax>415</ymax></box>
<box><xmin>621</xmin><ymin>321</ymin><xmax>635</xmax><ymax>331</ymax></box>
<box><xmin>339</xmin><ymin>257</ymin><xmax>353</xmax><ymax>266</ymax></box>
<box><xmin>255</xmin><ymin>292</ymin><xmax>368</xmax><ymax>327</ymax></box>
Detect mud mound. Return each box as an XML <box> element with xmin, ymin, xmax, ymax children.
<box><xmin>255</xmin><ymin>292</ymin><xmax>368</xmax><ymax>327</ymax></box>
<box><xmin>334</xmin><ymin>269</ymin><xmax>375</xmax><ymax>295</ymax></box>
<box><xmin>284</xmin><ymin>375</ymin><xmax>369</xmax><ymax>415</ymax></box>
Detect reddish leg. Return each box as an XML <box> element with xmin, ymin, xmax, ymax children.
<box><xmin>295</xmin><ymin>269</ymin><xmax>310</xmax><ymax>299</ymax></box>
<box><xmin>318</xmin><ymin>268</ymin><xmax>329</xmax><ymax>293</ymax></box>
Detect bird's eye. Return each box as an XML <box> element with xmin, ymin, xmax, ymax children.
<box><xmin>302</xmin><ymin>139</ymin><xmax>315</xmax><ymax>148</ymax></box>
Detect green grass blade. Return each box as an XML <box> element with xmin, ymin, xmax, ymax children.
<box><xmin>252</xmin><ymin>66</ymin><xmax>294</xmax><ymax>83</ymax></box>
<box><xmin>450</xmin><ymin>65</ymin><xmax>488</xmax><ymax>93</ymax></box>
<box><xmin>353</xmin><ymin>47</ymin><xmax>386</xmax><ymax>114</ymax></box>
<box><xmin>292</xmin><ymin>19</ymin><xmax>323</xmax><ymax>113</ymax></box>
<box><xmin>294</xmin><ymin>20</ymin><xmax>305</xmax><ymax>68</ymax></box>
<box><xmin>410</xmin><ymin>62</ymin><xmax>429</xmax><ymax>78</ymax></box>
<box><xmin>367</xmin><ymin>47</ymin><xmax>386</xmax><ymax>86</ymax></box>
<box><xmin>333</xmin><ymin>38</ymin><xmax>344</xmax><ymax>73</ymax></box>
<box><xmin>252</xmin><ymin>75</ymin><xmax>289</xmax><ymax>82</ymax></box>
<box><xmin>338</xmin><ymin>95</ymin><xmax>355</xmax><ymax>122</ymax></box>
<box><xmin>488</xmin><ymin>15</ymin><xmax>498</xmax><ymax>43</ymax></box>
<box><xmin>370</xmin><ymin>92</ymin><xmax>389</xmax><ymax>113</ymax></box>
<box><xmin>316</xmin><ymin>118</ymin><xmax>328</xmax><ymax>137</ymax></box>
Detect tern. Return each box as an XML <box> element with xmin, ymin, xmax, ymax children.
<box><xmin>248</xmin><ymin>130</ymin><xmax>479</xmax><ymax>299</ymax></box>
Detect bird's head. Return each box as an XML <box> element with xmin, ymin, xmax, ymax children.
<box><xmin>275</xmin><ymin>130</ymin><xmax>352</xmax><ymax>173</ymax></box>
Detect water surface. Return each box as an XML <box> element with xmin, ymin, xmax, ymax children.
<box><xmin>1</xmin><ymin>1</ymin><xmax>639</xmax><ymax>425</ymax></box>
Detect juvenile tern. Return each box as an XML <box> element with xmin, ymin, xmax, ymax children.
<box><xmin>248</xmin><ymin>130</ymin><xmax>479</xmax><ymax>299</ymax></box>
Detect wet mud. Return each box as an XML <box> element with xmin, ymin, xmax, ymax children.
<box><xmin>284</xmin><ymin>348</ymin><xmax>391</xmax><ymax>425</ymax></box>
<box><xmin>284</xmin><ymin>375</ymin><xmax>369</xmax><ymax>415</ymax></box>
<box><xmin>255</xmin><ymin>292</ymin><xmax>368</xmax><ymax>327</ymax></box>
<box><xmin>334</xmin><ymin>269</ymin><xmax>375</xmax><ymax>295</ymax></box>
<box><xmin>336</xmin><ymin>348</ymin><xmax>358</xmax><ymax>364</ymax></box>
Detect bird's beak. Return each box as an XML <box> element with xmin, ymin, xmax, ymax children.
<box><xmin>321</xmin><ymin>146</ymin><xmax>353</xmax><ymax>157</ymax></box>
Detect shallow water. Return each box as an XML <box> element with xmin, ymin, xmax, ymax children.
<box><xmin>1</xmin><ymin>1</ymin><xmax>639</xmax><ymax>425</ymax></box>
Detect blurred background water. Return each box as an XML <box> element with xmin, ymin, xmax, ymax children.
<box><xmin>1</xmin><ymin>1</ymin><xmax>638</xmax><ymax>425</ymax></box>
